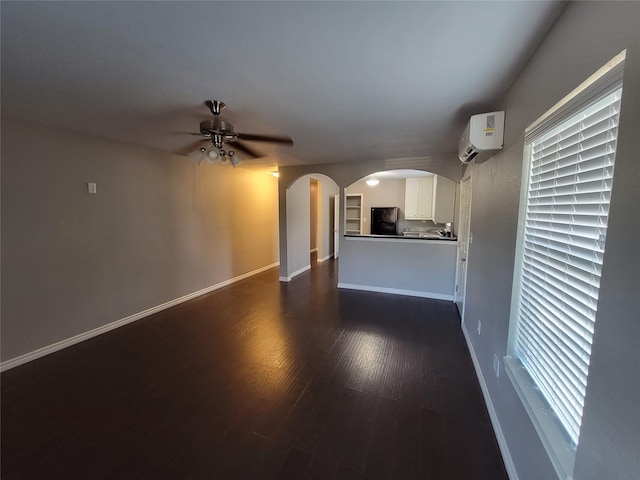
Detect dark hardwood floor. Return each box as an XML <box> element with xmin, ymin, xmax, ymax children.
<box><xmin>1</xmin><ymin>260</ymin><xmax>508</xmax><ymax>479</ymax></box>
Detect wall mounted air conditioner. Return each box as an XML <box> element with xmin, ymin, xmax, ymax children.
<box><xmin>458</xmin><ymin>111</ymin><xmax>505</xmax><ymax>164</ymax></box>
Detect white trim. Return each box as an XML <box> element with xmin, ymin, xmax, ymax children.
<box><xmin>525</xmin><ymin>49</ymin><xmax>625</xmax><ymax>143</ymax></box>
<box><xmin>455</xmin><ymin>174</ymin><xmax>473</xmax><ymax>322</ymax></box>
<box><xmin>507</xmin><ymin>143</ymin><xmax>532</xmax><ymax>352</ymax></box>
<box><xmin>462</xmin><ymin>324</ymin><xmax>519</xmax><ymax>480</ymax></box>
<box><xmin>278</xmin><ymin>264</ymin><xmax>311</xmax><ymax>282</ymax></box>
<box><xmin>0</xmin><ymin>262</ymin><xmax>280</xmax><ymax>372</ymax></box>
<box><xmin>337</xmin><ymin>282</ymin><xmax>454</xmax><ymax>301</ymax></box>
<box><xmin>504</xmin><ymin>357</ymin><xmax>575</xmax><ymax>480</ymax></box>
<box><xmin>318</xmin><ymin>254</ymin><xmax>332</xmax><ymax>263</ymax></box>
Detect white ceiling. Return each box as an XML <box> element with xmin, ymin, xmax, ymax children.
<box><xmin>1</xmin><ymin>1</ymin><xmax>565</xmax><ymax>167</ymax></box>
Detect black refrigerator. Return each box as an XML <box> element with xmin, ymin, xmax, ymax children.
<box><xmin>370</xmin><ymin>207</ymin><xmax>399</xmax><ymax>235</ymax></box>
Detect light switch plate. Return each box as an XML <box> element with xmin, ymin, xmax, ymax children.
<box><xmin>88</xmin><ymin>183</ymin><xmax>97</xmax><ymax>194</ymax></box>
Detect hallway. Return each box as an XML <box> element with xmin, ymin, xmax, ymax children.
<box><xmin>1</xmin><ymin>260</ymin><xmax>507</xmax><ymax>479</ymax></box>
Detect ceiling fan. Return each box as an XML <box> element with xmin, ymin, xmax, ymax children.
<box><xmin>186</xmin><ymin>100</ymin><xmax>293</xmax><ymax>167</ymax></box>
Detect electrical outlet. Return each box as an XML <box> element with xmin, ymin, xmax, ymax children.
<box><xmin>477</xmin><ymin>320</ymin><xmax>482</xmax><ymax>335</ymax></box>
<box><xmin>494</xmin><ymin>354</ymin><xmax>500</xmax><ymax>378</ymax></box>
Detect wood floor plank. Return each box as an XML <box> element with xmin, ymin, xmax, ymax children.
<box><xmin>275</xmin><ymin>447</ymin><xmax>312</xmax><ymax>480</ymax></box>
<box><xmin>333</xmin><ymin>465</ymin><xmax>363</xmax><ymax>480</ymax></box>
<box><xmin>362</xmin><ymin>396</ymin><xmax>400</xmax><ymax>480</ymax></box>
<box><xmin>420</xmin><ymin>408</ymin><xmax>449</xmax><ymax>479</ymax></box>
<box><xmin>337</xmin><ymin>391</ymin><xmax>379</xmax><ymax>474</ymax></box>
<box><xmin>305</xmin><ymin>387</ymin><xmax>359</xmax><ymax>479</ymax></box>
<box><xmin>391</xmin><ymin>402</ymin><xmax>423</xmax><ymax>480</ymax></box>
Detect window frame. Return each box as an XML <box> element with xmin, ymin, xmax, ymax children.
<box><xmin>505</xmin><ymin>50</ymin><xmax>626</xmax><ymax>480</ymax></box>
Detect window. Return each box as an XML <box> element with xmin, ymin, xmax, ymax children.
<box><xmin>506</xmin><ymin>51</ymin><xmax>625</xmax><ymax>479</ymax></box>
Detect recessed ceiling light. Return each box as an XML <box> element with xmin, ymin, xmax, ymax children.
<box><xmin>366</xmin><ymin>176</ymin><xmax>379</xmax><ymax>186</ymax></box>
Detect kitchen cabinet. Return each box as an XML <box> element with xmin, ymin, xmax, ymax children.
<box><xmin>404</xmin><ymin>175</ymin><xmax>456</xmax><ymax>223</ymax></box>
<box><xmin>345</xmin><ymin>194</ymin><xmax>363</xmax><ymax>234</ymax></box>
<box><xmin>405</xmin><ymin>177</ymin><xmax>434</xmax><ymax>220</ymax></box>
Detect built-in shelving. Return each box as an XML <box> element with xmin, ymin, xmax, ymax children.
<box><xmin>345</xmin><ymin>194</ymin><xmax>363</xmax><ymax>235</ymax></box>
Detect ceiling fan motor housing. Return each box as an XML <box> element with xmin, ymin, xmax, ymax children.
<box><xmin>199</xmin><ymin>119</ymin><xmax>235</xmax><ymax>136</ymax></box>
<box><xmin>199</xmin><ymin>120</ymin><xmax>238</xmax><ymax>148</ymax></box>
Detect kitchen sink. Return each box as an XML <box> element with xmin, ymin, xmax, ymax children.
<box><xmin>402</xmin><ymin>232</ymin><xmax>443</xmax><ymax>239</ymax></box>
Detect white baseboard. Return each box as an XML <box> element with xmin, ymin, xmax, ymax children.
<box><xmin>318</xmin><ymin>254</ymin><xmax>332</xmax><ymax>263</ymax></box>
<box><xmin>462</xmin><ymin>323</ymin><xmax>518</xmax><ymax>480</ymax></box>
<box><xmin>0</xmin><ymin>262</ymin><xmax>280</xmax><ymax>372</ymax></box>
<box><xmin>337</xmin><ymin>282</ymin><xmax>454</xmax><ymax>301</ymax></box>
<box><xmin>279</xmin><ymin>264</ymin><xmax>311</xmax><ymax>282</ymax></box>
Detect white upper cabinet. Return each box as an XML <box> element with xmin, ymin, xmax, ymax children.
<box><xmin>404</xmin><ymin>175</ymin><xmax>456</xmax><ymax>223</ymax></box>
<box><xmin>405</xmin><ymin>177</ymin><xmax>434</xmax><ymax>220</ymax></box>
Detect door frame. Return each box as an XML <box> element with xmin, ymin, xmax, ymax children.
<box><xmin>455</xmin><ymin>175</ymin><xmax>472</xmax><ymax>322</ymax></box>
<box><xmin>333</xmin><ymin>193</ymin><xmax>340</xmax><ymax>259</ymax></box>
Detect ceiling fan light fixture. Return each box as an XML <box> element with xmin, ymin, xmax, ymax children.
<box><xmin>188</xmin><ymin>147</ymin><xmax>207</xmax><ymax>165</ymax></box>
<box><xmin>217</xmin><ymin>149</ymin><xmax>228</xmax><ymax>165</ymax></box>
<box><xmin>206</xmin><ymin>148</ymin><xmax>219</xmax><ymax>163</ymax></box>
<box><xmin>229</xmin><ymin>151</ymin><xmax>242</xmax><ymax>169</ymax></box>
<box><xmin>366</xmin><ymin>176</ymin><xmax>380</xmax><ymax>186</ymax></box>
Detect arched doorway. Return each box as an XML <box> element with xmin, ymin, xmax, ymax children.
<box><xmin>280</xmin><ymin>173</ymin><xmax>340</xmax><ymax>281</ymax></box>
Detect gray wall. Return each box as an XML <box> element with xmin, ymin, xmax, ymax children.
<box><xmin>317</xmin><ymin>176</ymin><xmax>340</xmax><ymax>261</ymax></box>
<box><xmin>283</xmin><ymin>173</ymin><xmax>339</xmax><ymax>278</ymax></box>
<box><xmin>462</xmin><ymin>2</ymin><xmax>639</xmax><ymax>479</ymax></box>
<box><xmin>1</xmin><ymin>117</ymin><xmax>280</xmax><ymax>362</ymax></box>
<box><xmin>285</xmin><ymin>176</ymin><xmax>311</xmax><ymax>277</ymax></box>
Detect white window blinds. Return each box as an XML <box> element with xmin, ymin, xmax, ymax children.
<box><xmin>514</xmin><ymin>84</ymin><xmax>623</xmax><ymax>447</ymax></box>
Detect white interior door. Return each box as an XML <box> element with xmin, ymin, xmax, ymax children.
<box><xmin>455</xmin><ymin>176</ymin><xmax>472</xmax><ymax>319</ymax></box>
<box><xmin>333</xmin><ymin>193</ymin><xmax>340</xmax><ymax>259</ymax></box>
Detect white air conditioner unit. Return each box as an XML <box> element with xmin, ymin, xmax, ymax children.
<box><xmin>458</xmin><ymin>111</ymin><xmax>505</xmax><ymax>164</ymax></box>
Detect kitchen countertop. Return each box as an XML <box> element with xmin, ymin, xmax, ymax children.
<box><xmin>345</xmin><ymin>234</ymin><xmax>457</xmax><ymax>241</ymax></box>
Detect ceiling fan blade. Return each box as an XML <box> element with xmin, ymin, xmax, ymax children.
<box><xmin>229</xmin><ymin>141</ymin><xmax>262</xmax><ymax>158</ymax></box>
<box><xmin>176</xmin><ymin>138</ymin><xmax>209</xmax><ymax>156</ymax></box>
<box><xmin>236</xmin><ymin>132</ymin><xmax>294</xmax><ymax>145</ymax></box>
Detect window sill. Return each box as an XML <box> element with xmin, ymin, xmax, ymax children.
<box><xmin>503</xmin><ymin>357</ymin><xmax>577</xmax><ymax>480</ymax></box>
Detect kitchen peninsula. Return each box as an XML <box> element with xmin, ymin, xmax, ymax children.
<box><xmin>339</xmin><ymin>170</ymin><xmax>459</xmax><ymax>301</ymax></box>
<box><xmin>338</xmin><ymin>234</ymin><xmax>458</xmax><ymax>301</ymax></box>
